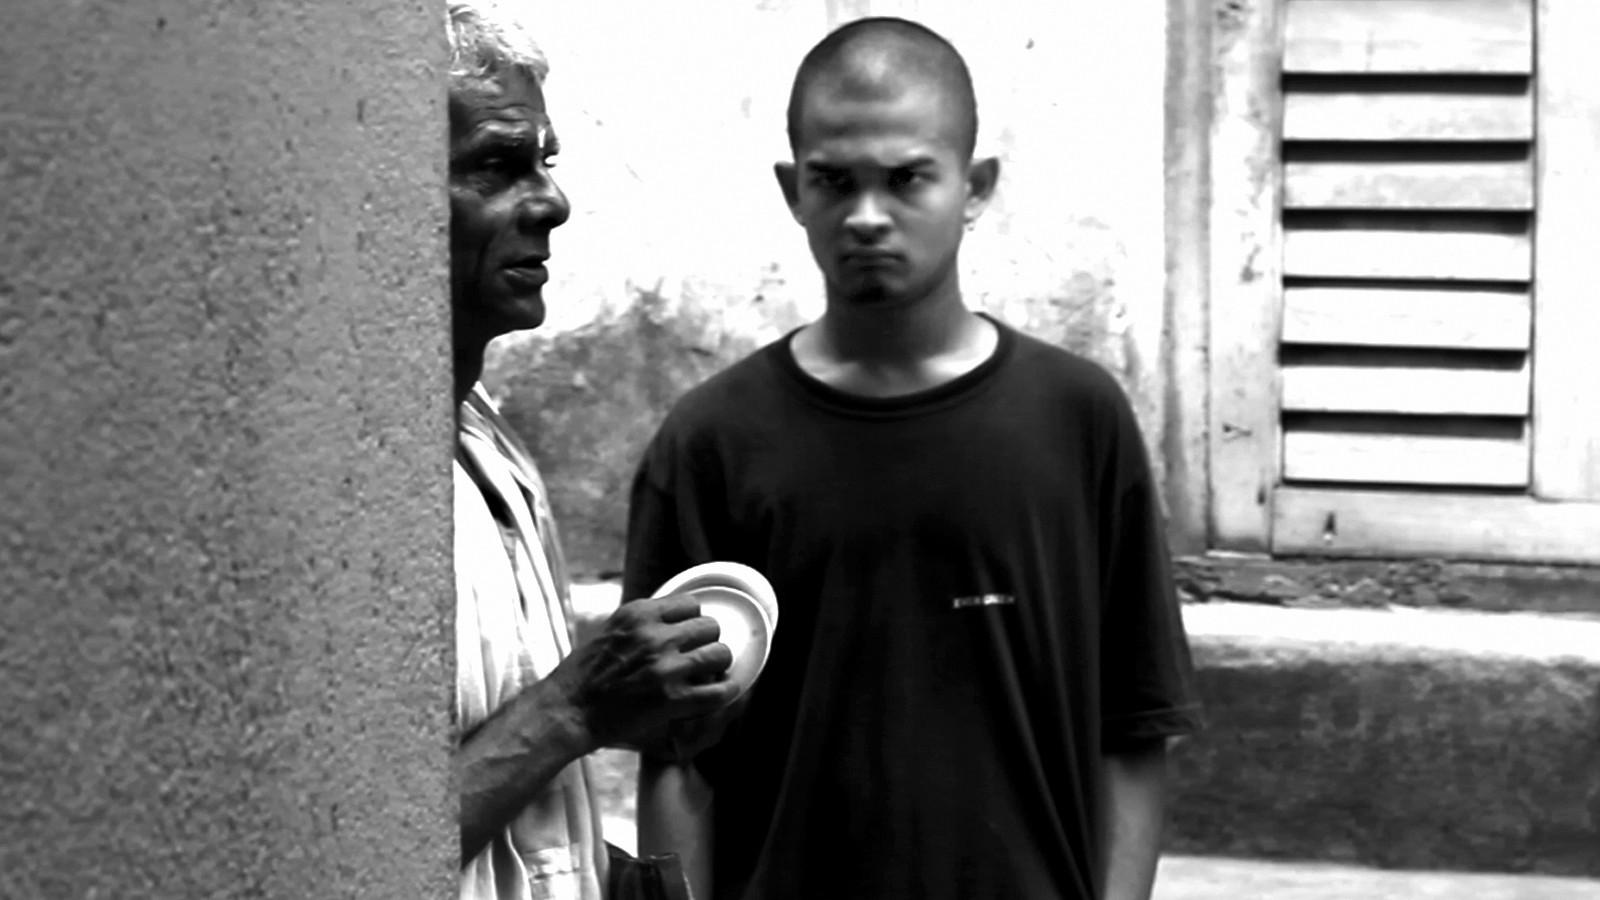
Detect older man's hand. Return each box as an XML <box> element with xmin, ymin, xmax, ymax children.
<box><xmin>550</xmin><ymin>594</ymin><xmax>738</xmax><ymax>751</ymax></box>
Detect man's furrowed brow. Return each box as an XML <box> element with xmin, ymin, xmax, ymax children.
<box><xmin>804</xmin><ymin>155</ymin><xmax>937</xmax><ymax>172</ymax></box>
<box><xmin>460</xmin><ymin>120</ymin><xmax>557</xmax><ymax>157</ymax></box>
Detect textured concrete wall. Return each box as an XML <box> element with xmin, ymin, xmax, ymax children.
<box><xmin>483</xmin><ymin>0</ymin><xmax>1173</xmax><ymax>576</ymax></box>
<box><xmin>0</xmin><ymin>2</ymin><xmax>454</xmax><ymax>897</ymax></box>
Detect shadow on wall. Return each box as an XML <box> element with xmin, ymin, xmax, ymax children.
<box><xmin>482</xmin><ymin>284</ymin><xmax>774</xmax><ymax>579</ymax></box>
<box><xmin>994</xmin><ymin>262</ymin><xmax>1159</xmax><ymax>486</ymax></box>
<box><xmin>1003</xmin><ymin>267</ymin><xmax>1145</xmax><ymax>405</ymax></box>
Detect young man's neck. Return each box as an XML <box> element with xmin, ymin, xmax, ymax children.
<box><xmin>794</xmin><ymin>280</ymin><xmax>999</xmax><ymax>397</ymax></box>
<box><xmin>816</xmin><ymin>288</ymin><xmax>977</xmax><ymax>361</ymax></box>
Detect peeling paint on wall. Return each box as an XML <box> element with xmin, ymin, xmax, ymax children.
<box><xmin>501</xmin><ymin>0</ymin><xmax>1172</xmax><ymax>575</ymax></box>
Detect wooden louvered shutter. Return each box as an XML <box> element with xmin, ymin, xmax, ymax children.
<box><xmin>1207</xmin><ymin>0</ymin><xmax>1600</xmax><ymax>564</ymax></box>
<box><xmin>1277</xmin><ymin>0</ymin><xmax>1535</xmax><ymax>490</ymax></box>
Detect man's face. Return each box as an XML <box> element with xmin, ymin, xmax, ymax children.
<box><xmin>449</xmin><ymin>69</ymin><xmax>569</xmax><ymax>346</ymax></box>
<box><xmin>778</xmin><ymin>82</ymin><xmax>989</xmax><ymax>307</ymax></box>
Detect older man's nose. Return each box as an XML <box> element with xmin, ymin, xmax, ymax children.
<box><xmin>516</xmin><ymin>176</ymin><xmax>570</xmax><ymax>230</ymax></box>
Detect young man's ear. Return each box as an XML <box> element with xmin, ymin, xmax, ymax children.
<box><xmin>773</xmin><ymin>161</ymin><xmax>803</xmax><ymax>224</ymax></box>
<box><xmin>963</xmin><ymin>156</ymin><xmax>1001</xmax><ymax>224</ymax></box>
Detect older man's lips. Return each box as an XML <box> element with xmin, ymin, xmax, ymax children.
<box><xmin>503</xmin><ymin>257</ymin><xmax>549</xmax><ymax>286</ymax></box>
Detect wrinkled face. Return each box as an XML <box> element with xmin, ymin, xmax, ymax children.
<box><xmin>449</xmin><ymin>69</ymin><xmax>569</xmax><ymax>347</ymax></box>
<box><xmin>781</xmin><ymin>82</ymin><xmax>981</xmax><ymax>307</ymax></box>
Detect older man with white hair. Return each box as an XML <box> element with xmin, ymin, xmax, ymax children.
<box><xmin>446</xmin><ymin>4</ymin><xmax>737</xmax><ymax>899</ymax></box>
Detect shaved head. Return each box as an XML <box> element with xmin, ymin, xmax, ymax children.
<box><xmin>786</xmin><ymin>17</ymin><xmax>978</xmax><ymax>159</ymax></box>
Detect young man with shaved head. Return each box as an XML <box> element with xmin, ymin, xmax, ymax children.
<box><xmin>624</xmin><ymin>17</ymin><xmax>1201</xmax><ymax>900</ymax></box>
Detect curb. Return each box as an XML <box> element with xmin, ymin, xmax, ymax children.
<box><xmin>1170</xmin><ymin>604</ymin><xmax>1600</xmax><ymax>876</ymax></box>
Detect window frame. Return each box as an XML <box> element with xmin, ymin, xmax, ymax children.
<box><xmin>1202</xmin><ymin>0</ymin><xmax>1600</xmax><ymax>565</ymax></box>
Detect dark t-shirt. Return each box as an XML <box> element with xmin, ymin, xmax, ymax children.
<box><xmin>623</xmin><ymin>318</ymin><xmax>1201</xmax><ymax>900</ymax></box>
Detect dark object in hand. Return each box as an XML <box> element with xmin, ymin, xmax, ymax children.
<box><xmin>606</xmin><ymin>843</ymin><xmax>692</xmax><ymax>900</ymax></box>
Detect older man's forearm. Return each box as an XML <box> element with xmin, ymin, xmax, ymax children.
<box><xmin>1099</xmin><ymin>739</ymin><xmax>1171</xmax><ymax>900</ymax></box>
<box><xmin>458</xmin><ymin>675</ymin><xmax>592</xmax><ymax>864</ymax></box>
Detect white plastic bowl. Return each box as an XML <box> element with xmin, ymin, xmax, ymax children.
<box><xmin>654</xmin><ymin>562</ymin><xmax>779</xmax><ymax>699</ymax></box>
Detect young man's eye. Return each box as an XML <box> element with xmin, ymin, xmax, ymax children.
<box><xmin>810</xmin><ymin>171</ymin><xmax>850</xmax><ymax>191</ymax></box>
<box><xmin>889</xmin><ymin>170</ymin><xmax>927</xmax><ymax>189</ymax></box>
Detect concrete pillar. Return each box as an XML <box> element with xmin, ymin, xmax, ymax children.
<box><xmin>1</xmin><ymin>2</ymin><xmax>454</xmax><ymax>896</ymax></box>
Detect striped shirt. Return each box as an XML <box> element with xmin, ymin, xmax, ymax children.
<box><xmin>457</xmin><ymin>384</ymin><xmax>606</xmax><ymax>900</ymax></box>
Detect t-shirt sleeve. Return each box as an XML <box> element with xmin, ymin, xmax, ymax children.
<box><xmin>622</xmin><ymin>440</ymin><xmax>692</xmax><ymax>605</ymax></box>
<box><xmin>1098</xmin><ymin>398</ymin><xmax>1204</xmax><ymax>752</ymax></box>
<box><xmin>622</xmin><ymin>422</ymin><xmax>728</xmax><ymax>604</ymax></box>
<box><xmin>622</xmin><ymin>423</ymin><xmax>746</xmax><ymax>769</ymax></box>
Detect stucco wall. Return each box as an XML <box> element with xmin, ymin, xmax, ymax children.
<box><xmin>483</xmin><ymin>0</ymin><xmax>1173</xmax><ymax>576</ymax></box>
<box><xmin>1</xmin><ymin>2</ymin><xmax>454</xmax><ymax>896</ymax></box>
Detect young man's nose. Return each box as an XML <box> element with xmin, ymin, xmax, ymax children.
<box><xmin>844</xmin><ymin>190</ymin><xmax>892</xmax><ymax>239</ymax></box>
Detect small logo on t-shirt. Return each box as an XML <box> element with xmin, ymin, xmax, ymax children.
<box><xmin>951</xmin><ymin>593</ymin><xmax>1016</xmax><ymax>609</ymax></box>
